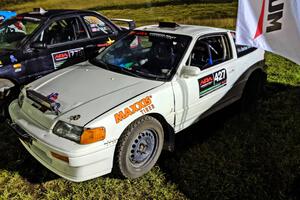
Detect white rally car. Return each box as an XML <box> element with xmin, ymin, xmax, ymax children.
<box><xmin>8</xmin><ymin>22</ymin><xmax>266</xmax><ymax>182</ymax></box>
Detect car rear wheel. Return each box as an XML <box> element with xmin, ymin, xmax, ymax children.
<box><xmin>240</xmin><ymin>71</ymin><xmax>266</xmax><ymax>111</ymax></box>
<box><xmin>113</xmin><ymin>115</ymin><xmax>164</xmax><ymax>179</ymax></box>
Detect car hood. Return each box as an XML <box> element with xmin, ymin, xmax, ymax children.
<box><xmin>28</xmin><ymin>62</ymin><xmax>164</xmax><ymax>117</ymax></box>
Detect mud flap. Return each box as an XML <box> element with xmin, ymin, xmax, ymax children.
<box><xmin>0</xmin><ymin>99</ymin><xmax>8</xmax><ymax>122</ymax></box>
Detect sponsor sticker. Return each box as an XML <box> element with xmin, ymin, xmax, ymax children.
<box><xmin>97</xmin><ymin>37</ymin><xmax>115</xmax><ymax>47</ymax></box>
<box><xmin>149</xmin><ymin>32</ymin><xmax>176</xmax><ymax>40</ymax></box>
<box><xmin>69</xmin><ymin>48</ymin><xmax>84</xmax><ymax>58</ymax></box>
<box><xmin>10</xmin><ymin>55</ymin><xmax>18</xmax><ymax>63</ymax></box>
<box><xmin>69</xmin><ymin>115</ymin><xmax>81</xmax><ymax>121</ymax></box>
<box><xmin>84</xmin><ymin>16</ymin><xmax>100</xmax><ymax>25</ymax></box>
<box><xmin>84</xmin><ymin>16</ymin><xmax>109</xmax><ymax>34</ymax></box>
<box><xmin>53</xmin><ymin>51</ymin><xmax>69</xmax><ymax>62</ymax></box>
<box><xmin>91</xmin><ymin>27</ymin><xmax>100</xmax><ymax>32</ymax></box>
<box><xmin>131</xmin><ymin>31</ymin><xmax>148</xmax><ymax>36</ymax></box>
<box><xmin>48</xmin><ymin>92</ymin><xmax>58</xmax><ymax>101</ymax></box>
<box><xmin>114</xmin><ymin>96</ymin><xmax>155</xmax><ymax>124</ymax></box>
<box><xmin>47</xmin><ymin>92</ymin><xmax>61</xmax><ymax>114</ymax></box>
<box><xmin>198</xmin><ymin>69</ymin><xmax>227</xmax><ymax>98</ymax></box>
<box><xmin>52</xmin><ymin>48</ymin><xmax>84</xmax><ymax>69</ymax></box>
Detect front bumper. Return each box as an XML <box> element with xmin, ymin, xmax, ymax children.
<box><xmin>8</xmin><ymin>100</ymin><xmax>116</xmax><ymax>182</ymax></box>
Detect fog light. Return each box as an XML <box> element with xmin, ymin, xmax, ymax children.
<box><xmin>51</xmin><ymin>152</ymin><xmax>69</xmax><ymax>163</ymax></box>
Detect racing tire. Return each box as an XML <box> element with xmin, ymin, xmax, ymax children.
<box><xmin>113</xmin><ymin>115</ymin><xmax>164</xmax><ymax>179</ymax></box>
<box><xmin>240</xmin><ymin>71</ymin><xmax>266</xmax><ymax>111</ymax></box>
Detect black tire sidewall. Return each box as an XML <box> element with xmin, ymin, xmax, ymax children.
<box><xmin>241</xmin><ymin>72</ymin><xmax>265</xmax><ymax>110</ymax></box>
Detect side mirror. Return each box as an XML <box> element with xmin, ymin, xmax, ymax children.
<box><xmin>181</xmin><ymin>66</ymin><xmax>201</xmax><ymax>78</ymax></box>
<box><xmin>30</xmin><ymin>42</ymin><xmax>47</xmax><ymax>49</ymax></box>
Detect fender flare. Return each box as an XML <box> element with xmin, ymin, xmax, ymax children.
<box><xmin>147</xmin><ymin>113</ymin><xmax>176</xmax><ymax>152</ymax></box>
<box><xmin>0</xmin><ymin>79</ymin><xmax>16</xmax><ymax>98</ymax></box>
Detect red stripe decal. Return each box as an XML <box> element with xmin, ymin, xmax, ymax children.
<box><xmin>254</xmin><ymin>0</ymin><xmax>266</xmax><ymax>39</ymax></box>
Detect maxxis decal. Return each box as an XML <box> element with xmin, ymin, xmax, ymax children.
<box><xmin>114</xmin><ymin>96</ymin><xmax>155</xmax><ymax>124</ymax></box>
<box><xmin>198</xmin><ymin>69</ymin><xmax>227</xmax><ymax>98</ymax></box>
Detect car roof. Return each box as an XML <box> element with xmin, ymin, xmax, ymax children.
<box><xmin>17</xmin><ymin>9</ymin><xmax>99</xmax><ymax>20</ymax></box>
<box><xmin>136</xmin><ymin>24</ymin><xmax>229</xmax><ymax>38</ymax></box>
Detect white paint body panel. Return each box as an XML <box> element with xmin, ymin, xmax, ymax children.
<box><xmin>9</xmin><ymin>24</ymin><xmax>265</xmax><ymax>182</ymax></box>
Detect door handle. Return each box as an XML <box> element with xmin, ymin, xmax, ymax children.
<box><xmin>85</xmin><ymin>44</ymin><xmax>96</xmax><ymax>49</ymax></box>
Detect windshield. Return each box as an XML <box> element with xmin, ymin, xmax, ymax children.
<box><xmin>0</xmin><ymin>17</ymin><xmax>41</xmax><ymax>49</ymax></box>
<box><xmin>95</xmin><ymin>31</ymin><xmax>191</xmax><ymax>81</ymax></box>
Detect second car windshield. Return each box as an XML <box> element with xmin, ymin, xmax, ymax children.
<box><xmin>0</xmin><ymin>17</ymin><xmax>41</xmax><ymax>49</ymax></box>
<box><xmin>95</xmin><ymin>31</ymin><xmax>191</xmax><ymax>81</ymax></box>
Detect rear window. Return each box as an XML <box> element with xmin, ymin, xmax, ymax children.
<box><xmin>231</xmin><ymin>32</ymin><xmax>256</xmax><ymax>57</ymax></box>
<box><xmin>83</xmin><ymin>16</ymin><xmax>113</xmax><ymax>36</ymax></box>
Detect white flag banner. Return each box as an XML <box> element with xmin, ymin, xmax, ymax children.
<box><xmin>236</xmin><ymin>0</ymin><xmax>300</xmax><ymax>65</ymax></box>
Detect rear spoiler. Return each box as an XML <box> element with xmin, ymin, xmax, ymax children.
<box><xmin>111</xmin><ymin>18</ymin><xmax>136</xmax><ymax>30</ymax></box>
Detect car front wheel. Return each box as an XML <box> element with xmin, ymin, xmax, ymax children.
<box><xmin>113</xmin><ymin>115</ymin><xmax>164</xmax><ymax>179</ymax></box>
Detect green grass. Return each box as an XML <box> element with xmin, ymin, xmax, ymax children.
<box><xmin>100</xmin><ymin>2</ymin><xmax>237</xmax><ymax>26</ymax></box>
<box><xmin>1</xmin><ymin>1</ymin><xmax>300</xmax><ymax>199</ymax></box>
<box><xmin>162</xmin><ymin>54</ymin><xmax>300</xmax><ymax>199</ymax></box>
<box><xmin>3</xmin><ymin>0</ymin><xmax>237</xmax><ymax>27</ymax></box>
<box><xmin>2</xmin><ymin>0</ymin><xmax>169</xmax><ymax>13</ymax></box>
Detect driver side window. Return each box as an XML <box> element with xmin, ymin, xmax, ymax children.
<box><xmin>37</xmin><ymin>17</ymin><xmax>87</xmax><ymax>45</ymax></box>
<box><xmin>189</xmin><ymin>35</ymin><xmax>232</xmax><ymax>70</ymax></box>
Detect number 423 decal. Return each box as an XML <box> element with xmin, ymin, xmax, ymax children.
<box><xmin>198</xmin><ymin>69</ymin><xmax>227</xmax><ymax>98</ymax></box>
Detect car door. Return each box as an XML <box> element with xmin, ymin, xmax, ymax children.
<box><xmin>173</xmin><ymin>33</ymin><xmax>236</xmax><ymax>131</ymax></box>
<box><xmin>24</xmin><ymin>16</ymin><xmax>89</xmax><ymax>79</ymax></box>
<box><xmin>81</xmin><ymin>14</ymin><xmax>118</xmax><ymax>58</ymax></box>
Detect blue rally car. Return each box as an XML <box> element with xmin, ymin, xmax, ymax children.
<box><xmin>0</xmin><ymin>11</ymin><xmax>16</xmax><ymax>24</ymax></box>
<box><xmin>0</xmin><ymin>8</ymin><xmax>135</xmax><ymax>119</ymax></box>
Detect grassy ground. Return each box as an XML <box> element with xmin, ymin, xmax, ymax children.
<box><xmin>1</xmin><ymin>1</ymin><xmax>300</xmax><ymax>199</ymax></box>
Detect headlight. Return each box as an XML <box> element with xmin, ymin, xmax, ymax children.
<box><xmin>18</xmin><ymin>92</ymin><xmax>25</xmax><ymax>108</ymax></box>
<box><xmin>53</xmin><ymin>121</ymin><xmax>106</xmax><ymax>144</ymax></box>
<box><xmin>53</xmin><ymin>121</ymin><xmax>83</xmax><ymax>143</ymax></box>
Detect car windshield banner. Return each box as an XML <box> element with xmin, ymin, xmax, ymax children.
<box><xmin>236</xmin><ymin>0</ymin><xmax>300</xmax><ymax>65</ymax></box>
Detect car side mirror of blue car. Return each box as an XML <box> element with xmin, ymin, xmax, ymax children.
<box><xmin>30</xmin><ymin>42</ymin><xmax>47</xmax><ymax>49</ymax></box>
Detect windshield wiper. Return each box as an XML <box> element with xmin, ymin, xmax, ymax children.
<box><xmin>97</xmin><ymin>60</ymin><xmax>143</xmax><ymax>78</ymax></box>
<box><xmin>118</xmin><ymin>67</ymin><xmax>144</xmax><ymax>79</ymax></box>
<box><xmin>134</xmin><ymin>69</ymin><xmax>166</xmax><ymax>81</ymax></box>
<box><xmin>96</xmin><ymin>60</ymin><xmax>109</xmax><ymax>70</ymax></box>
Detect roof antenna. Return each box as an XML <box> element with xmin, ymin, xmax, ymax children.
<box><xmin>159</xmin><ymin>22</ymin><xmax>179</xmax><ymax>28</ymax></box>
